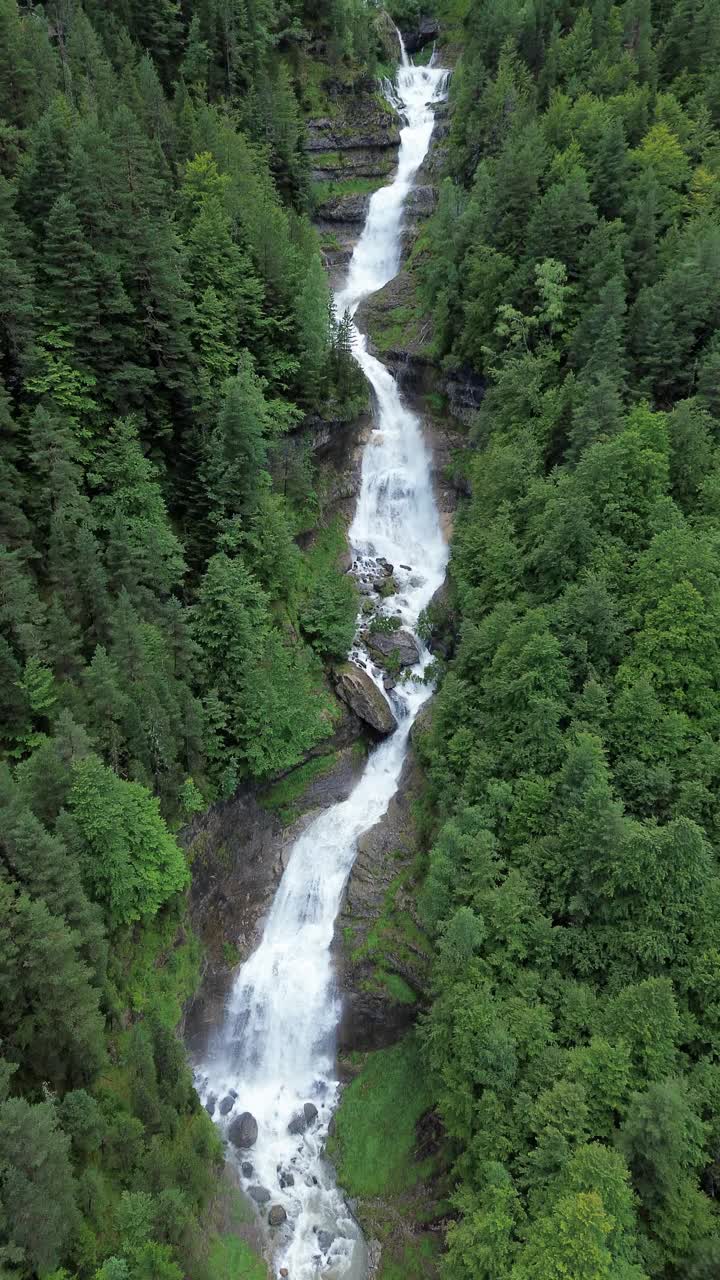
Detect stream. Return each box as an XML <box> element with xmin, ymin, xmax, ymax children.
<box><xmin>196</xmin><ymin>38</ymin><xmax>449</xmax><ymax>1280</ymax></box>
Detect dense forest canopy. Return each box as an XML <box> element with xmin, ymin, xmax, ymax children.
<box><xmin>5</xmin><ymin>0</ymin><xmax>720</xmax><ymax>1278</ymax></box>
<box><xmin>0</xmin><ymin>1</ymin><xmax>379</xmax><ymax>1276</ymax></box>
<box><xmin>415</xmin><ymin>0</ymin><xmax>720</xmax><ymax>1276</ymax></box>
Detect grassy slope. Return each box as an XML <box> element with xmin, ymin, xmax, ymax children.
<box><xmin>328</xmin><ymin>1035</ymin><xmax>449</xmax><ymax>1279</ymax></box>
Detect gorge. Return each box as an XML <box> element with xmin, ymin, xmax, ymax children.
<box><xmin>196</xmin><ymin>40</ymin><xmax>449</xmax><ymax>1279</ymax></box>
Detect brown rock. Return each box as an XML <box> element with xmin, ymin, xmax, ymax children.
<box><xmin>335</xmin><ymin>663</ymin><xmax>397</xmax><ymax>735</ymax></box>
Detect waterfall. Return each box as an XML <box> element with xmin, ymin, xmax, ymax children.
<box><xmin>197</xmin><ymin>43</ymin><xmax>449</xmax><ymax>1280</ymax></box>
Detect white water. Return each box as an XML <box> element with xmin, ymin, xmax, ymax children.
<box><xmin>197</xmin><ymin>40</ymin><xmax>449</xmax><ymax>1280</ymax></box>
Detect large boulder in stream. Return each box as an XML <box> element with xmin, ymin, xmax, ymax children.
<box><xmin>334</xmin><ymin>663</ymin><xmax>397</xmax><ymax>735</ymax></box>
<box><xmin>268</xmin><ymin>1204</ymin><xmax>287</xmax><ymax>1227</ymax></box>
<box><xmin>288</xmin><ymin>1101</ymin><xmax>319</xmax><ymax>1135</ymax></box>
<box><xmin>227</xmin><ymin>1111</ymin><xmax>258</xmax><ymax>1149</ymax></box>
<box><xmin>366</xmin><ymin>627</ymin><xmax>420</xmax><ymax>668</ymax></box>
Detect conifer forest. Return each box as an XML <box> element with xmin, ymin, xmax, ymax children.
<box><xmin>1</xmin><ymin>1</ymin><xmax>720</xmax><ymax>1279</ymax></box>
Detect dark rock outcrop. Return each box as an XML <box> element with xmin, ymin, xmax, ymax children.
<box><xmin>228</xmin><ymin>1112</ymin><xmax>258</xmax><ymax>1150</ymax></box>
<box><xmin>269</xmin><ymin>1204</ymin><xmax>287</xmax><ymax>1227</ymax></box>
<box><xmin>335</xmin><ymin>663</ymin><xmax>397</xmax><ymax>735</ymax></box>
<box><xmin>366</xmin><ymin>627</ymin><xmax>420</xmax><ymax>668</ymax></box>
<box><xmin>334</xmin><ymin>753</ymin><xmax>428</xmax><ymax>1053</ymax></box>
<box><xmin>401</xmin><ymin>17</ymin><xmax>440</xmax><ymax>55</ymax></box>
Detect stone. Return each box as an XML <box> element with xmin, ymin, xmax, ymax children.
<box><xmin>248</xmin><ymin>1185</ymin><xmax>271</xmax><ymax>1204</ymax></box>
<box><xmin>317</xmin><ymin>1230</ymin><xmax>335</xmax><ymax>1253</ymax></box>
<box><xmin>334</xmin><ymin>663</ymin><xmax>397</xmax><ymax>735</ymax></box>
<box><xmin>269</xmin><ymin>1204</ymin><xmax>287</xmax><ymax>1228</ymax></box>
<box><xmin>204</xmin><ymin>1093</ymin><xmax>217</xmax><ymax>1117</ymax></box>
<box><xmin>367</xmin><ymin>627</ymin><xmax>420</xmax><ymax>667</ymax></box>
<box><xmin>376</xmin><ymin>557</ymin><xmax>394</xmax><ymax>575</ymax></box>
<box><xmin>218</xmin><ymin>1092</ymin><xmax>236</xmax><ymax>1116</ymax></box>
<box><xmin>241</xmin><ymin>1161</ymin><xmax>254</xmax><ymax>1177</ymax></box>
<box><xmin>280</xmin><ymin>1270</ymin><xmax>289</xmax><ymax>1278</ymax></box>
<box><xmin>279</xmin><ymin>1169</ymin><xmax>295</xmax><ymax>1189</ymax></box>
<box><xmin>288</xmin><ymin>1101</ymin><xmax>319</xmax><ymax>1136</ymax></box>
<box><xmin>228</xmin><ymin>1111</ymin><xmax>258</xmax><ymax>1149</ymax></box>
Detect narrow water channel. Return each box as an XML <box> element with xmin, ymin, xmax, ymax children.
<box><xmin>197</xmin><ymin>39</ymin><xmax>449</xmax><ymax>1280</ymax></box>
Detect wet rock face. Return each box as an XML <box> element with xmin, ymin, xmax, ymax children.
<box><xmin>401</xmin><ymin>16</ymin><xmax>441</xmax><ymax>54</ymax></box>
<box><xmin>334</xmin><ymin>662</ymin><xmax>398</xmax><ymax>736</ymax></box>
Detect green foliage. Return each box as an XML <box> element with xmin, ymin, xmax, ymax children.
<box><xmin>69</xmin><ymin>755</ymin><xmax>189</xmax><ymax>928</ymax></box>
<box><xmin>329</xmin><ymin>1036</ymin><xmax>436</xmax><ymax>1197</ymax></box>
<box><xmin>415</xmin><ymin>2</ymin><xmax>720</xmax><ymax>1276</ymax></box>
<box><xmin>0</xmin><ymin>2</ymin><xmax>379</xmax><ymax>1276</ymax></box>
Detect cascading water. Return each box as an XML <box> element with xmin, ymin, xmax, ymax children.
<box><xmin>197</xmin><ymin>39</ymin><xmax>449</xmax><ymax>1280</ymax></box>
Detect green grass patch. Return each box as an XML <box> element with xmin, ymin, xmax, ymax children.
<box><xmin>379</xmin><ymin>1235</ymin><xmax>442</xmax><ymax>1280</ymax></box>
<box><xmin>207</xmin><ymin>1235</ymin><xmax>268</xmax><ymax>1280</ymax></box>
<box><xmin>260</xmin><ymin>751</ymin><xmax>338</xmax><ymax>824</ymax></box>
<box><xmin>328</xmin><ymin>1035</ymin><xmax>435</xmax><ymax>1197</ymax></box>
<box><xmin>313</xmin><ymin>176</ymin><xmax>386</xmax><ymax>204</ymax></box>
<box><xmin>363</xmin><ymin>970</ymin><xmax>418</xmax><ymax>1004</ymax></box>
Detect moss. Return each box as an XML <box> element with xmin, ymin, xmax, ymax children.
<box><xmin>362</xmin><ymin>970</ymin><xmax>418</xmax><ymax>1004</ymax></box>
<box><xmin>348</xmin><ymin>864</ymin><xmax>433</xmax><ymax>998</ymax></box>
<box><xmin>312</xmin><ymin>175</ymin><xmax>386</xmax><ymax>204</ymax></box>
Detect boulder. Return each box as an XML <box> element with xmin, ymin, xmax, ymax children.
<box><xmin>269</xmin><ymin>1204</ymin><xmax>287</xmax><ymax>1227</ymax></box>
<box><xmin>228</xmin><ymin>1111</ymin><xmax>258</xmax><ymax>1149</ymax></box>
<box><xmin>287</xmin><ymin>1101</ymin><xmax>319</xmax><ymax>1136</ymax></box>
<box><xmin>367</xmin><ymin>627</ymin><xmax>420</xmax><ymax>667</ymax></box>
<box><xmin>241</xmin><ymin>1161</ymin><xmax>254</xmax><ymax>1177</ymax></box>
<box><xmin>318</xmin><ymin>1230</ymin><xmax>335</xmax><ymax>1253</ymax></box>
<box><xmin>247</xmin><ymin>1185</ymin><xmax>271</xmax><ymax>1204</ymax></box>
<box><xmin>204</xmin><ymin>1093</ymin><xmax>217</xmax><ymax>1118</ymax></box>
<box><xmin>335</xmin><ymin>663</ymin><xmax>397</xmax><ymax>735</ymax></box>
<box><xmin>218</xmin><ymin>1092</ymin><xmax>236</xmax><ymax>1116</ymax></box>
<box><xmin>279</xmin><ymin>1168</ymin><xmax>295</xmax><ymax>1189</ymax></box>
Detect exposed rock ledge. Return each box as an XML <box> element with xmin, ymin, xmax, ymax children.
<box><xmin>333</xmin><ymin>744</ymin><xmax>429</xmax><ymax>1056</ymax></box>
